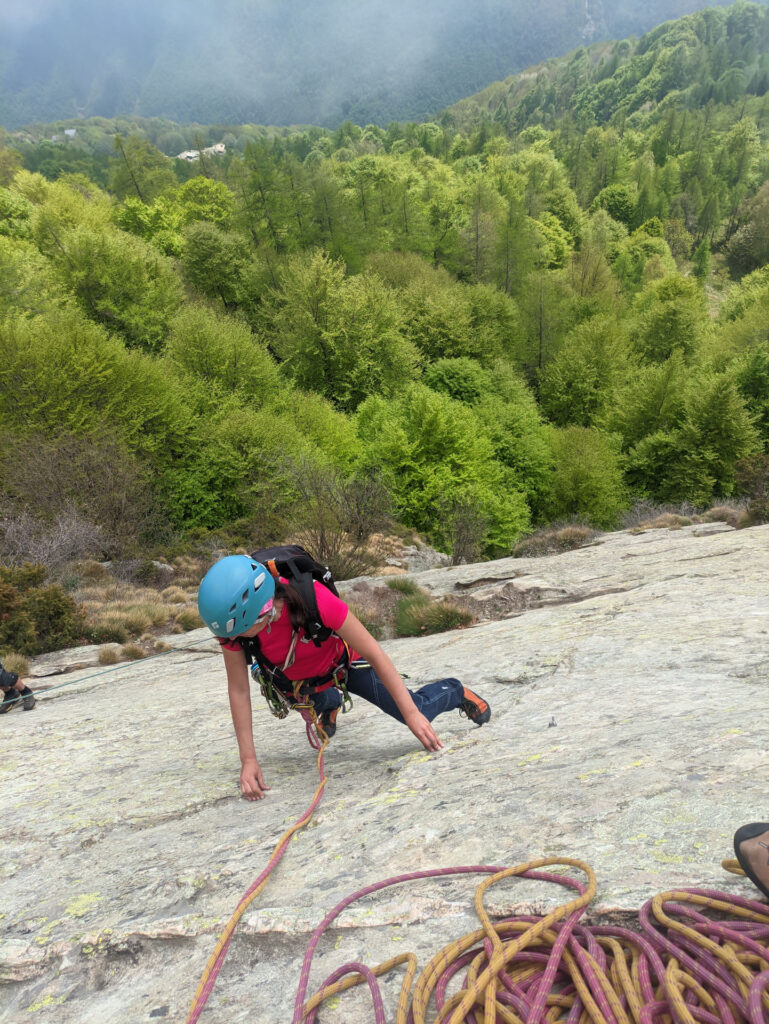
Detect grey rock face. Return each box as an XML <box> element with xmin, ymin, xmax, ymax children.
<box><xmin>2</xmin><ymin>523</ymin><xmax>767</xmax><ymax>1023</ymax></box>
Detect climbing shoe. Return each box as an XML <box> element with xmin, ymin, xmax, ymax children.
<box><xmin>459</xmin><ymin>686</ymin><xmax>491</xmax><ymax>726</ymax></box>
<box><xmin>734</xmin><ymin>823</ymin><xmax>769</xmax><ymax>900</ymax></box>
<box><xmin>0</xmin><ymin>690</ymin><xmax>19</xmax><ymax>714</ymax></box>
<box><xmin>319</xmin><ymin>706</ymin><xmax>340</xmax><ymax>740</ymax></box>
<box><xmin>21</xmin><ymin>688</ymin><xmax>36</xmax><ymax>711</ymax></box>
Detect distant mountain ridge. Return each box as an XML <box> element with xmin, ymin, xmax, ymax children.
<box><xmin>1</xmin><ymin>0</ymin><xmax>767</xmax><ymax>130</ymax></box>
<box><xmin>448</xmin><ymin>0</ymin><xmax>769</xmax><ymax>132</ymax></box>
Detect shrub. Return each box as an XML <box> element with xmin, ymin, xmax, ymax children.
<box><xmin>97</xmin><ymin>647</ymin><xmax>120</xmax><ymax>665</ymax></box>
<box><xmin>0</xmin><ymin>429</ymin><xmax>168</xmax><ymax>562</ymax></box>
<box><xmin>134</xmin><ymin>560</ymin><xmax>174</xmax><ymax>588</ymax></box>
<box><xmin>385</xmin><ymin>577</ymin><xmax>422</xmax><ymax>596</ymax></box>
<box><xmin>394</xmin><ymin>593</ymin><xmax>475</xmax><ymax>637</ymax></box>
<box><xmin>438</xmin><ymin>495</ymin><xmax>488</xmax><ymax>565</ymax></box>
<box><xmin>735</xmin><ymin>454</ymin><xmax>769</xmax><ymax>523</ymax></box>
<box><xmin>0</xmin><ymin>563</ymin><xmax>46</xmax><ymax>589</ymax></box>
<box><xmin>701</xmin><ymin>505</ymin><xmax>749</xmax><ymax>529</ymax></box>
<box><xmin>542</xmin><ymin>426</ymin><xmax>628</xmax><ymax>529</ymax></box>
<box><xmin>22</xmin><ymin>584</ymin><xmax>86</xmax><ymax>651</ymax></box>
<box><xmin>416</xmin><ymin>601</ymin><xmax>475</xmax><ymax>634</ymax></box>
<box><xmin>346</xmin><ymin>602</ymin><xmax>383</xmax><ymax>640</ymax></box>
<box><xmin>0</xmin><ymin>581</ymin><xmax>37</xmax><ymax>654</ymax></box>
<box><xmin>621</xmin><ymin>499</ymin><xmax>700</xmax><ymax>528</ymax></box>
<box><xmin>176</xmin><ymin>607</ymin><xmax>204</xmax><ymax>630</ymax></box>
<box><xmin>0</xmin><ymin>563</ymin><xmax>85</xmax><ymax>655</ymax></box>
<box><xmin>78</xmin><ymin>560</ymin><xmax>111</xmax><ymax>582</ymax></box>
<box><xmin>280</xmin><ymin>457</ymin><xmax>393</xmax><ymax>581</ymax></box>
<box><xmin>513</xmin><ymin>524</ymin><xmax>600</xmax><ymax>558</ymax></box>
<box><xmin>119</xmin><ymin>609</ymin><xmax>154</xmax><ymax>635</ymax></box>
<box><xmin>121</xmin><ymin>643</ymin><xmax>146</xmax><ymax>661</ymax></box>
<box><xmin>0</xmin><ymin>505</ymin><xmax>107</xmax><ymax>570</ymax></box>
<box><xmin>636</xmin><ymin>513</ymin><xmax>692</xmax><ymax>530</ymax></box>
<box><xmin>87</xmin><ymin>622</ymin><xmax>129</xmax><ymax>645</ymax></box>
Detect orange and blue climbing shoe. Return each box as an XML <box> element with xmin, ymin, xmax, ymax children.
<box><xmin>459</xmin><ymin>686</ymin><xmax>491</xmax><ymax>726</ymax></box>
<box><xmin>319</xmin><ymin>706</ymin><xmax>340</xmax><ymax>739</ymax></box>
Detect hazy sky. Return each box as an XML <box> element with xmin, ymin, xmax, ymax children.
<box><xmin>0</xmin><ymin>0</ymin><xmax>758</xmax><ymax>128</ymax></box>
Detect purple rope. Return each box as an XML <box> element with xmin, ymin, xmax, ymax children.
<box><xmin>748</xmin><ymin>969</ymin><xmax>769</xmax><ymax>1024</ymax></box>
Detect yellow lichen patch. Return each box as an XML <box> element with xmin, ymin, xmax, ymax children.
<box><xmin>365</xmin><ymin>789</ymin><xmax>420</xmax><ymax>807</ymax></box>
<box><xmin>517</xmin><ymin>753</ymin><xmax>544</xmax><ymax>767</ymax></box>
<box><xmin>652</xmin><ymin>850</ymin><xmax>691</xmax><ymax>864</ymax></box>
<box><xmin>578</xmin><ymin>768</ymin><xmax>610</xmax><ymax>780</ymax></box>
<box><xmin>404</xmin><ymin>752</ymin><xmax>434</xmax><ymax>765</ymax></box>
<box><xmin>65</xmin><ymin>893</ymin><xmax>102</xmax><ymax>918</ymax></box>
<box><xmin>34</xmin><ymin>920</ymin><xmax>63</xmax><ymax>946</ymax></box>
<box><xmin>26</xmin><ymin>993</ymin><xmax>67</xmax><ymax>1012</ymax></box>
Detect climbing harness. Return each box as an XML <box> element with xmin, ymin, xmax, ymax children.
<box><xmin>183</xmin><ymin>720</ymin><xmax>769</xmax><ymax>1024</ymax></box>
<box><xmin>250</xmin><ymin>639</ymin><xmax>353</xmax><ymax>720</ymax></box>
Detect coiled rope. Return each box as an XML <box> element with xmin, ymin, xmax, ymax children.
<box><xmin>185</xmin><ymin>719</ymin><xmax>769</xmax><ymax>1024</ymax></box>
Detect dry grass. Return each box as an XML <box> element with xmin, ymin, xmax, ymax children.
<box><xmin>72</xmin><ymin>574</ymin><xmax>197</xmax><ymax>644</ymax></box>
<box><xmin>77</xmin><ymin>559</ymin><xmax>111</xmax><ymax>582</ymax></box>
<box><xmin>345</xmin><ymin>581</ymin><xmax>403</xmax><ymax>640</ymax></box>
<box><xmin>345</xmin><ymin>579</ymin><xmax>476</xmax><ymax>639</ymax></box>
<box><xmin>1</xmin><ymin>653</ymin><xmax>30</xmax><ymax>677</ymax></box>
<box><xmin>97</xmin><ymin>647</ymin><xmax>120</xmax><ymax>665</ymax></box>
<box><xmin>701</xmin><ymin>505</ymin><xmax>751</xmax><ymax>529</ymax></box>
<box><xmin>513</xmin><ymin>525</ymin><xmax>600</xmax><ymax>558</ymax></box>
<box><xmin>170</xmin><ymin>554</ymin><xmax>211</xmax><ymax>589</ymax></box>
<box><xmin>161</xmin><ymin>585</ymin><xmax>194</xmax><ymax>603</ymax></box>
<box><xmin>633</xmin><ymin>513</ymin><xmax>692</xmax><ymax>531</ymax></box>
<box><xmin>121</xmin><ymin>643</ymin><xmax>146</xmax><ymax>661</ymax></box>
<box><xmin>394</xmin><ymin>594</ymin><xmax>475</xmax><ymax>637</ymax></box>
<box><xmin>175</xmin><ymin>606</ymin><xmax>204</xmax><ymax>630</ymax></box>
<box><xmin>624</xmin><ymin>499</ymin><xmax>750</xmax><ymax>533</ymax></box>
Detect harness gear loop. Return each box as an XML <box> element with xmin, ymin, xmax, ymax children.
<box><xmin>250</xmin><ymin>640</ymin><xmax>352</xmax><ymax>719</ymax></box>
<box><xmin>251</xmin><ymin>662</ymin><xmax>292</xmax><ymax>719</ymax></box>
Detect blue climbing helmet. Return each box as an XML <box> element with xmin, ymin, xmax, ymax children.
<box><xmin>197</xmin><ymin>555</ymin><xmax>276</xmax><ymax>638</ymax></box>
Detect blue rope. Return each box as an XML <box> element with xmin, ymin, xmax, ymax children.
<box><xmin>2</xmin><ymin>634</ymin><xmax>216</xmax><ymax>704</ymax></box>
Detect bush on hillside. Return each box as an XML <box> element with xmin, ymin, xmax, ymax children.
<box><xmin>0</xmin><ymin>430</ymin><xmax>166</xmax><ymax>560</ymax></box>
<box><xmin>513</xmin><ymin>524</ymin><xmax>600</xmax><ymax>557</ymax></box>
<box><xmin>735</xmin><ymin>454</ymin><xmax>769</xmax><ymax>523</ymax></box>
<box><xmin>0</xmin><ymin>563</ymin><xmax>85</xmax><ymax>656</ymax></box>
<box><xmin>393</xmin><ymin>591</ymin><xmax>475</xmax><ymax>637</ymax></box>
<box><xmin>280</xmin><ymin>458</ymin><xmax>393</xmax><ymax>581</ymax></box>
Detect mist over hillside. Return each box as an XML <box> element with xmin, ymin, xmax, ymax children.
<box><xmin>1</xmin><ymin>0</ymin><xmax>766</xmax><ymax>130</ymax></box>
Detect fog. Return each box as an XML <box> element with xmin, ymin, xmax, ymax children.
<box><xmin>0</xmin><ymin>0</ymin><xmax>758</xmax><ymax>129</ymax></box>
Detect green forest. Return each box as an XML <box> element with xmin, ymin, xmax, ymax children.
<box><xmin>3</xmin><ymin>2</ymin><xmax>769</xmax><ymax>580</ymax></box>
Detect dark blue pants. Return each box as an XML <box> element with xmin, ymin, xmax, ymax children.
<box><xmin>311</xmin><ymin>661</ymin><xmax>463</xmax><ymax>723</ymax></box>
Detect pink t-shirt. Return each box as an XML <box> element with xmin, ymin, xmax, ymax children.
<box><xmin>218</xmin><ymin>581</ymin><xmax>351</xmax><ymax>680</ymax></box>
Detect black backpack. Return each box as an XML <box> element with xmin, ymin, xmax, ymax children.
<box><xmin>249</xmin><ymin>545</ymin><xmax>339</xmax><ymax>648</ymax></box>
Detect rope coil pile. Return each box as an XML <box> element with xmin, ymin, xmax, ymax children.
<box><xmin>185</xmin><ymin>719</ymin><xmax>769</xmax><ymax>1024</ymax></box>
